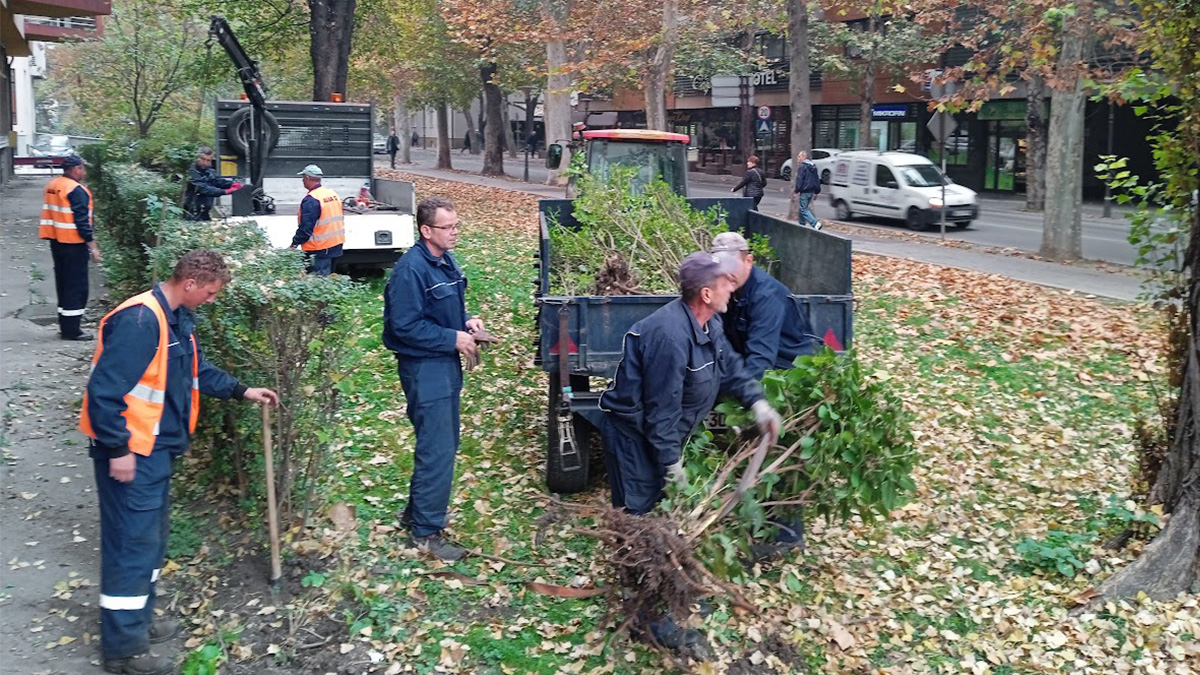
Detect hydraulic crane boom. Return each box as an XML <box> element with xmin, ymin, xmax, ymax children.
<box><xmin>208</xmin><ymin>15</ymin><xmax>273</xmax><ymax>214</ymax></box>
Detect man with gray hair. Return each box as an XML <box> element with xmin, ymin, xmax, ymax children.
<box><xmin>183</xmin><ymin>147</ymin><xmax>241</xmax><ymax>221</ymax></box>
<box><xmin>711</xmin><ymin>231</ymin><xmax>819</xmax><ymax>380</ymax></box>
<box><xmin>598</xmin><ymin>251</ymin><xmax>781</xmax><ymax>652</ymax></box>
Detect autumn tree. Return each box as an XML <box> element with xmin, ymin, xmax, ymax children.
<box><xmin>1094</xmin><ymin>0</ymin><xmax>1200</xmax><ymax>600</ymax></box>
<box><xmin>309</xmin><ymin>0</ymin><xmax>357</xmax><ymax>101</ymax></box>
<box><xmin>914</xmin><ymin>0</ymin><xmax>1140</xmax><ymax>262</ymax></box>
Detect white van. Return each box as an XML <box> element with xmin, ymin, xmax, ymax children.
<box><xmin>827</xmin><ymin>151</ymin><xmax>979</xmax><ymax>230</ymax></box>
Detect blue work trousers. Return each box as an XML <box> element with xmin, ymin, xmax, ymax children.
<box><xmin>92</xmin><ymin>448</ymin><xmax>173</xmax><ymax>659</ymax></box>
<box><xmin>797</xmin><ymin>192</ymin><xmax>820</xmax><ymax>227</ymax></box>
<box><xmin>397</xmin><ymin>356</ymin><xmax>462</xmax><ymax>538</ymax></box>
<box><xmin>306</xmin><ymin>254</ymin><xmax>335</xmax><ymax>277</ymax></box>
<box><xmin>50</xmin><ymin>240</ymin><xmax>89</xmax><ymax>338</ymax></box>
<box><xmin>600</xmin><ymin>417</ymin><xmax>665</xmax><ymax>516</ymax></box>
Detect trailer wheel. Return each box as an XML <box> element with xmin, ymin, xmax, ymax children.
<box><xmin>225</xmin><ymin>107</ymin><xmax>282</xmax><ymax>157</ymax></box>
<box><xmin>545</xmin><ymin>372</ymin><xmax>594</xmax><ymax>494</ymax></box>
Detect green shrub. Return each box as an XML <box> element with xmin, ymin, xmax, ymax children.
<box><xmin>1015</xmin><ymin>530</ymin><xmax>1094</xmax><ymax>578</ymax></box>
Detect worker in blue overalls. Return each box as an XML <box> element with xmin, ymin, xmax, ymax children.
<box><xmin>598</xmin><ymin>251</ymin><xmax>782</xmax><ymax>653</ymax></box>
<box><xmin>713</xmin><ymin>231</ymin><xmax>820</xmax><ymax>555</ymax></box>
<box><xmin>80</xmin><ymin>250</ymin><xmax>278</xmax><ymax>675</ymax></box>
<box><xmin>383</xmin><ymin>196</ymin><xmax>488</xmax><ymax>563</ymax></box>
<box><xmin>39</xmin><ymin>154</ymin><xmax>102</xmax><ymax>340</ymax></box>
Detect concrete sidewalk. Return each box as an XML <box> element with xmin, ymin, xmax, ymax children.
<box><xmin>381</xmin><ymin>161</ymin><xmax>1147</xmax><ymax>302</ymax></box>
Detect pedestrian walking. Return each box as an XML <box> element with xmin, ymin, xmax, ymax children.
<box><xmin>183</xmin><ymin>147</ymin><xmax>241</xmax><ymax>221</ymax></box>
<box><xmin>289</xmin><ymin>165</ymin><xmax>344</xmax><ymax>276</ymax></box>
<box><xmin>598</xmin><ymin>251</ymin><xmax>782</xmax><ymax>652</ymax></box>
<box><xmin>40</xmin><ymin>154</ymin><xmax>102</xmax><ymax>340</ymax></box>
<box><xmin>80</xmin><ymin>250</ymin><xmax>278</xmax><ymax>675</ymax></box>
<box><xmin>731</xmin><ymin>155</ymin><xmax>767</xmax><ymax>211</ymax></box>
<box><xmin>387</xmin><ymin>128</ymin><xmax>400</xmax><ymax>169</ymax></box>
<box><xmin>461</xmin><ymin>130</ymin><xmax>471</xmax><ymax>154</ymax></box>
<box><xmin>383</xmin><ymin>197</ymin><xmax>490</xmax><ymax>562</ymax></box>
<box><xmin>793</xmin><ymin>150</ymin><xmax>823</xmax><ymax>230</ymax></box>
<box><xmin>411</xmin><ymin>129</ymin><xmax>420</xmax><ymax>148</ymax></box>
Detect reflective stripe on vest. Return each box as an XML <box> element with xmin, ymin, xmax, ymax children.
<box><xmin>40</xmin><ymin>176</ymin><xmax>92</xmax><ymax>244</ymax></box>
<box><xmin>78</xmin><ymin>291</ymin><xmax>201</xmax><ymax>456</ymax></box>
<box><xmin>299</xmin><ymin>186</ymin><xmax>345</xmax><ymax>251</ymax></box>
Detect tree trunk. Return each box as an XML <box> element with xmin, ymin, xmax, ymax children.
<box><xmin>481</xmin><ymin>62</ymin><xmax>505</xmax><ymax>176</ymax></box>
<box><xmin>436</xmin><ymin>104</ymin><xmax>452</xmax><ymax>170</ymax></box>
<box><xmin>739</xmin><ymin>31</ymin><xmax>755</xmax><ymax>163</ymax></box>
<box><xmin>642</xmin><ymin>0</ymin><xmax>678</xmax><ymax>131</ymax></box>
<box><xmin>393</xmin><ymin>91</ymin><xmax>411</xmax><ymax>165</ymax></box>
<box><xmin>309</xmin><ymin>0</ymin><xmax>357</xmax><ymax>102</ymax></box>
<box><xmin>858</xmin><ymin>10</ymin><xmax>880</xmax><ymax>148</ymax></box>
<box><xmin>787</xmin><ymin>0</ymin><xmax>813</xmax><ymax>221</ymax></box>
<box><xmin>1025</xmin><ymin>75</ymin><xmax>1048</xmax><ymax>211</ymax></box>
<box><xmin>475</xmin><ymin>96</ymin><xmax>485</xmax><ymax>155</ymax></box>
<box><xmin>542</xmin><ymin>0</ymin><xmax>574</xmax><ymax>186</ymax></box>
<box><xmin>1041</xmin><ymin>24</ymin><xmax>1087</xmax><ymax>261</ymax></box>
<box><xmin>502</xmin><ymin>98</ymin><xmax>518</xmax><ymax>159</ymax></box>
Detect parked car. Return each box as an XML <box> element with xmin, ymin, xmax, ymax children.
<box><xmin>778</xmin><ymin>148</ymin><xmax>841</xmax><ymax>183</ymax></box>
<box><xmin>827</xmin><ymin>151</ymin><xmax>979</xmax><ymax>231</ymax></box>
<box><xmin>373</xmin><ymin>135</ymin><xmax>388</xmax><ymax>154</ymax></box>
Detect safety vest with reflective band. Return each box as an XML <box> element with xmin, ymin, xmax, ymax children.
<box><xmin>299</xmin><ymin>186</ymin><xmax>345</xmax><ymax>251</ymax></box>
<box><xmin>79</xmin><ymin>291</ymin><xmax>200</xmax><ymax>456</ymax></box>
<box><xmin>40</xmin><ymin>176</ymin><xmax>93</xmax><ymax>244</ymax></box>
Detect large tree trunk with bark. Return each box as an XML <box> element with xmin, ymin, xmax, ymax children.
<box><xmin>1025</xmin><ymin>76</ymin><xmax>1048</xmax><ymax>211</ymax></box>
<box><xmin>858</xmin><ymin>11</ymin><xmax>880</xmax><ymax>148</ymax></box>
<box><xmin>393</xmin><ymin>91</ymin><xmax>411</xmax><ymax>165</ymax></box>
<box><xmin>481</xmin><ymin>62</ymin><xmax>505</xmax><ymax>176</ymax></box>
<box><xmin>1041</xmin><ymin>27</ymin><xmax>1086</xmax><ymax>261</ymax></box>
<box><xmin>309</xmin><ymin>0</ymin><xmax>356</xmax><ymax>102</ymax></box>
<box><xmin>436</xmin><ymin>104</ymin><xmax>452</xmax><ymax>170</ymax></box>
<box><xmin>542</xmin><ymin>0</ymin><xmax>574</xmax><ymax>186</ymax></box>
<box><xmin>739</xmin><ymin>32</ymin><xmax>755</xmax><ymax>164</ymax></box>
<box><xmin>642</xmin><ymin>0</ymin><xmax>678</xmax><ymax>131</ymax></box>
<box><xmin>787</xmin><ymin>0</ymin><xmax>813</xmax><ymax>221</ymax></box>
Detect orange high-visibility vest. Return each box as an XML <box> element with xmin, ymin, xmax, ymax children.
<box><xmin>79</xmin><ymin>291</ymin><xmax>200</xmax><ymax>456</ymax></box>
<box><xmin>299</xmin><ymin>186</ymin><xmax>345</xmax><ymax>251</ymax></box>
<box><xmin>40</xmin><ymin>176</ymin><xmax>93</xmax><ymax>244</ymax></box>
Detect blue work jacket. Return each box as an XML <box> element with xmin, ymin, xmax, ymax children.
<box><xmin>183</xmin><ymin>162</ymin><xmax>232</xmax><ymax>216</ymax></box>
<box><xmin>599</xmin><ymin>298</ymin><xmax>763</xmax><ymax>467</ymax></box>
<box><xmin>724</xmin><ymin>266</ymin><xmax>819</xmax><ymax>380</ymax></box>
<box><xmin>382</xmin><ymin>240</ymin><xmax>472</xmax><ymax>360</ymax></box>
<box><xmin>86</xmin><ymin>285</ymin><xmax>244</xmax><ymax>456</ymax></box>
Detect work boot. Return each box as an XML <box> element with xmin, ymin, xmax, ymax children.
<box><xmin>640</xmin><ymin>615</ymin><xmax>713</xmax><ymax>661</ymax></box>
<box><xmin>149</xmin><ymin>618</ymin><xmax>182</xmax><ymax>644</ymax></box>
<box><xmin>61</xmin><ymin>332</ymin><xmax>94</xmax><ymax>341</ymax></box>
<box><xmin>409</xmin><ymin>532</ymin><xmax>467</xmax><ymax>562</ymax></box>
<box><xmin>103</xmin><ymin>650</ymin><xmax>174</xmax><ymax>675</ymax></box>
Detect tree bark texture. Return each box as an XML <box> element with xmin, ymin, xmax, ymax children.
<box><xmin>393</xmin><ymin>91</ymin><xmax>411</xmax><ymax>164</ymax></box>
<box><xmin>309</xmin><ymin>0</ymin><xmax>356</xmax><ymax>102</ymax></box>
<box><xmin>1025</xmin><ymin>76</ymin><xmax>1049</xmax><ymax>212</ymax></box>
<box><xmin>542</xmin><ymin>0</ymin><xmax>574</xmax><ymax>186</ymax></box>
<box><xmin>481</xmin><ymin>62</ymin><xmax>505</xmax><ymax>176</ymax></box>
<box><xmin>858</xmin><ymin>10</ymin><xmax>880</xmax><ymax>148</ymax></box>
<box><xmin>436</xmin><ymin>104</ymin><xmax>452</xmax><ymax>170</ymax></box>
<box><xmin>642</xmin><ymin>0</ymin><xmax>678</xmax><ymax>131</ymax></box>
<box><xmin>502</xmin><ymin>99</ymin><xmax>518</xmax><ymax>159</ymax></box>
<box><xmin>787</xmin><ymin>0</ymin><xmax>813</xmax><ymax>221</ymax></box>
<box><xmin>1040</xmin><ymin>25</ymin><xmax>1086</xmax><ymax>261</ymax></box>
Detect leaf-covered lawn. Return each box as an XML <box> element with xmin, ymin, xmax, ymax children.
<box><xmin>177</xmin><ymin>174</ymin><xmax>1199</xmax><ymax>674</ymax></box>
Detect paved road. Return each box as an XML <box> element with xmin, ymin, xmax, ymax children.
<box><xmin>389</xmin><ymin>147</ymin><xmax>1142</xmax><ymax>266</ymax></box>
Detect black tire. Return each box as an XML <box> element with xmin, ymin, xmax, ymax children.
<box><xmin>834</xmin><ymin>200</ymin><xmax>853</xmax><ymax>221</ymax></box>
<box><xmin>225</xmin><ymin>107</ymin><xmax>281</xmax><ymax>158</ymax></box>
<box><xmin>821</xmin><ymin>169</ymin><xmax>831</xmax><ymax>184</ymax></box>
<box><xmin>780</xmin><ymin>166</ymin><xmax>792</xmax><ymax>181</ymax></box>
<box><xmin>545</xmin><ymin>372</ymin><xmax>593</xmax><ymax>494</ymax></box>
<box><xmin>953</xmin><ymin>220</ymin><xmax>972</xmax><ymax>230</ymax></box>
<box><xmin>906</xmin><ymin>207</ymin><xmax>930</xmax><ymax>231</ymax></box>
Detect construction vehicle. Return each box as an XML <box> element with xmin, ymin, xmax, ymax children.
<box><xmin>207</xmin><ymin>16</ymin><xmax>414</xmax><ymax>272</ymax></box>
<box><xmin>535</xmin><ymin>130</ymin><xmax>855</xmax><ymax>494</ymax></box>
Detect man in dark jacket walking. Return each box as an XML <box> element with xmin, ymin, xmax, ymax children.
<box><xmin>183</xmin><ymin>147</ymin><xmax>240</xmax><ymax>221</ymax></box>
<box><xmin>387</xmin><ymin>128</ymin><xmax>401</xmax><ymax>169</ymax></box>
<box><xmin>731</xmin><ymin>154</ymin><xmax>767</xmax><ymax>211</ymax></box>
<box><xmin>792</xmin><ymin>150</ymin><xmax>823</xmax><ymax>230</ymax></box>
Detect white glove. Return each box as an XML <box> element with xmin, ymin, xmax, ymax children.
<box><xmin>752</xmin><ymin>400</ymin><xmax>782</xmax><ymax>446</ymax></box>
<box><xmin>664</xmin><ymin>461</ymin><xmax>687</xmax><ymax>489</ymax></box>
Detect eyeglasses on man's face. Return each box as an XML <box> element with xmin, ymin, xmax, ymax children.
<box><xmin>424</xmin><ymin>222</ymin><xmax>461</xmax><ymax>232</ymax></box>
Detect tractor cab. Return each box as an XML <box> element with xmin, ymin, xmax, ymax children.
<box><xmin>547</xmin><ymin>129</ymin><xmax>691</xmax><ymax>197</ymax></box>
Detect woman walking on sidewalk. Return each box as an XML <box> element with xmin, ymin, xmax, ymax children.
<box><xmin>731</xmin><ymin>155</ymin><xmax>767</xmax><ymax>211</ymax></box>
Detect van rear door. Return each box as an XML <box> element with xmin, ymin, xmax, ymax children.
<box><xmin>849</xmin><ymin>160</ymin><xmax>875</xmax><ymax>215</ymax></box>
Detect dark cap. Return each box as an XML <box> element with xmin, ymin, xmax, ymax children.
<box><xmin>61</xmin><ymin>155</ymin><xmax>89</xmax><ymax>168</ymax></box>
<box><xmin>678</xmin><ymin>251</ymin><xmax>740</xmax><ymax>296</ymax></box>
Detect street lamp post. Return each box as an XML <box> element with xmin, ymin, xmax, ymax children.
<box><xmin>521</xmin><ymin>86</ymin><xmax>532</xmax><ymax>182</ymax></box>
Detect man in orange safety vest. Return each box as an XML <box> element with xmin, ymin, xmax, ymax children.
<box><xmin>40</xmin><ymin>154</ymin><xmax>102</xmax><ymax>340</ymax></box>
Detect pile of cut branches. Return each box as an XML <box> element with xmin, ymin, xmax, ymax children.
<box><xmin>548</xmin><ymin>169</ymin><xmax>729</xmax><ymax>296</ymax></box>
<box><xmin>574</xmin><ymin>349</ymin><xmax>917</xmax><ymax>636</ymax></box>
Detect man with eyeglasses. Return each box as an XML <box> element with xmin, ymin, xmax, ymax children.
<box><xmin>382</xmin><ymin>196</ymin><xmax>486</xmax><ymax>561</ymax></box>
